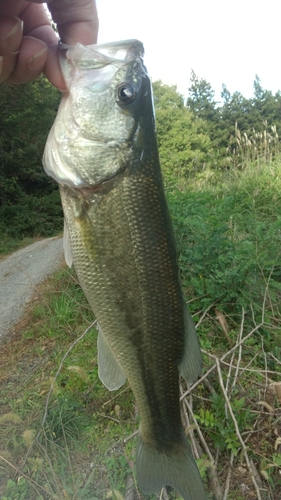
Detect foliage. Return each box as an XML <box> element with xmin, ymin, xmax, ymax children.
<box><xmin>1</xmin><ymin>69</ymin><xmax>281</xmax><ymax>242</ymax></box>
<box><xmin>185</xmin><ymin>71</ymin><xmax>281</xmax><ymax>166</ymax></box>
<box><xmin>152</xmin><ymin>74</ymin><xmax>281</xmax><ymax>179</ymax></box>
<box><xmin>0</xmin><ymin>77</ymin><xmax>62</xmax><ymax>240</ymax></box>
<box><xmin>186</xmin><ymin>70</ymin><xmax>218</xmax><ymax>123</ymax></box>
<box><xmin>167</xmin><ymin>158</ymin><xmax>281</xmax><ymax>330</ymax></box>
<box><xmin>153</xmin><ymin>81</ymin><xmax>214</xmax><ymax>180</ymax></box>
<box><xmin>196</xmin><ymin>393</ymin><xmax>252</xmax><ymax>455</ymax></box>
<box><xmin>1</xmin><ymin>478</ymin><xmax>31</xmax><ymax>500</ymax></box>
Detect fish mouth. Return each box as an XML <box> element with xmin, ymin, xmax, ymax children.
<box><xmin>59</xmin><ymin>39</ymin><xmax>144</xmax><ymax>67</ymax></box>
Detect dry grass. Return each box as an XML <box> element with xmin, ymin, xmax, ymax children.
<box><xmin>226</xmin><ymin>121</ymin><xmax>280</xmax><ymax>168</ymax></box>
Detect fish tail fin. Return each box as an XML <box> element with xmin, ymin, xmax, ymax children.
<box><xmin>136</xmin><ymin>433</ymin><xmax>207</xmax><ymax>500</ymax></box>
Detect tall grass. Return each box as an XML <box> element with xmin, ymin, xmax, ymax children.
<box><xmin>226</xmin><ymin>121</ymin><xmax>280</xmax><ymax>168</ymax></box>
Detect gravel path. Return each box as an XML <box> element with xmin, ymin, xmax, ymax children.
<box><xmin>0</xmin><ymin>237</ymin><xmax>64</xmax><ymax>340</ymax></box>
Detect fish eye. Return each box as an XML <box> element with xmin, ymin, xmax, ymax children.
<box><xmin>117</xmin><ymin>83</ymin><xmax>136</xmax><ymax>104</ymax></box>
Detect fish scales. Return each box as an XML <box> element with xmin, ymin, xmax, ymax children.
<box><xmin>60</xmin><ymin>156</ymin><xmax>184</xmax><ymax>444</ymax></box>
<box><xmin>43</xmin><ymin>40</ymin><xmax>207</xmax><ymax>499</ymax></box>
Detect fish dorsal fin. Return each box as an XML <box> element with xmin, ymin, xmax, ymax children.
<box><xmin>178</xmin><ymin>299</ymin><xmax>202</xmax><ymax>384</ymax></box>
<box><xmin>97</xmin><ymin>324</ymin><xmax>126</xmax><ymax>391</ymax></box>
<box><xmin>63</xmin><ymin>219</ymin><xmax>73</xmax><ymax>268</ymax></box>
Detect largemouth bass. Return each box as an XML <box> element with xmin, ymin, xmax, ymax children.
<box><xmin>43</xmin><ymin>40</ymin><xmax>206</xmax><ymax>500</ymax></box>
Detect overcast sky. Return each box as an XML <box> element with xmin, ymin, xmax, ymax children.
<box><xmin>96</xmin><ymin>0</ymin><xmax>281</xmax><ymax>102</ymax></box>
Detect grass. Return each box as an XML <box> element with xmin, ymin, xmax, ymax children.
<box><xmin>0</xmin><ymin>268</ymin><xmax>137</xmax><ymax>499</ymax></box>
<box><xmin>0</xmin><ymin>234</ymin><xmax>64</xmax><ymax>260</ymax></box>
<box><xmin>0</xmin><ymin>236</ymin><xmax>40</xmax><ymax>259</ymax></box>
<box><xmin>1</xmin><ymin>156</ymin><xmax>281</xmax><ymax>499</ymax></box>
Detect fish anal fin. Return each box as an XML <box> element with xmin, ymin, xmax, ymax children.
<box><xmin>136</xmin><ymin>433</ymin><xmax>207</xmax><ymax>500</ymax></box>
<box><xmin>63</xmin><ymin>219</ymin><xmax>73</xmax><ymax>268</ymax></box>
<box><xmin>97</xmin><ymin>324</ymin><xmax>126</xmax><ymax>391</ymax></box>
<box><xmin>178</xmin><ymin>299</ymin><xmax>202</xmax><ymax>384</ymax></box>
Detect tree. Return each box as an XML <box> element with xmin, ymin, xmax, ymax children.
<box><xmin>221</xmin><ymin>84</ymin><xmax>231</xmax><ymax>104</ymax></box>
<box><xmin>153</xmin><ymin>80</ymin><xmax>184</xmax><ymax>109</ymax></box>
<box><xmin>153</xmin><ymin>81</ymin><xmax>213</xmax><ymax>179</ymax></box>
<box><xmin>253</xmin><ymin>74</ymin><xmax>265</xmax><ymax>101</ymax></box>
<box><xmin>186</xmin><ymin>70</ymin><xmax>218</xmax><ymax>122</ymax></box>
<box><xmin>186</xmin><ymin>70</ymin><xmax>223</xmax><ymax>155</ymax></box>
<box><xmin>251</xmin><ymin>76</ymin><xmax>281</xmax><ymax>137</ymax></box>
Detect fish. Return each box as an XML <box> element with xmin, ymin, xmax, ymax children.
<box><xmin>43</xmin><ymin>40</ymin><xmax>206</xmax><ymax>500</ymax></box>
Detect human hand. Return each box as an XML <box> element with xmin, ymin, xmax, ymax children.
<box><xmin>0</xmin><ymin>0</ymin><xmax>98</xmax><ymax>89</ymax></box>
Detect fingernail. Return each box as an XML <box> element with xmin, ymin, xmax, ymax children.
<box><xmin>26</xmin><ymin>47</ymin><xmax>48</xmax><ymax>73</ymax></box>
<box><xmin>4</xmin><ymin>19</ymin><xmax>23</xmax><ymax>53</ymax></box>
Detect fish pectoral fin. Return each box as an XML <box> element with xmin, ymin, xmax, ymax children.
<box><xmin>63</xmin><ymin>219</ymin><xmax>73</xmax><ymax>268</ymax></box>
<box><xmin>136</xmin><ymin>433</ymin><xmax>207</xmax><ymax>499</ymax></box>
<box><xmin>97</xmin><ymin>324</ymin><xmax>126</xmax><ymax>391</ymax></box>
<box><xmin>178</xmin><ymin>299</ymin><xmax>202</xmax><ymax>385</ymax></box>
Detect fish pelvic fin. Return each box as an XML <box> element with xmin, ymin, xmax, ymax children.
<box><xmin>136</xmin><ymin>433</ymin><xmax>207</xmax><ymax>500</ymax></box>
<box><xmin>97</xmin><ymin>324</ymin><xmax>126</xmax><ymax>391</ymax></box>
<box><xmin>63</xmin><ymin>219</ymin><xmax>73</xmax><ymax>268</ymax></box>
<box><xmin>178</xmin><ymin>299</ymin><xmax>202</xmax><ymax>384</ymax></box>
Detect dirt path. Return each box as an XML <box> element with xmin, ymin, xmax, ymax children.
<box><xmin>0</xmin><ymin>237</ymin><xmax>64</xmax><ymax>340</ymax></box>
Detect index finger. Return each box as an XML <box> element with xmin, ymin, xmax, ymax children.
<box><xmin>43</xmin><ymin>0</ymin><xmax>99</xmax><ymax>88</ymax></box>
<box><xmin>46</xmin><ymin>0</ymin><xmax>99</xmax><ymax>45</ymax></box>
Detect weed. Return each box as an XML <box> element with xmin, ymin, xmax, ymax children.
<box><xmin>1</xmin><ymin>478</ymin><xmax>31</xmax><ymax>500</ymax></box>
